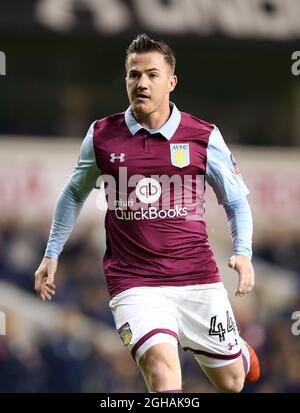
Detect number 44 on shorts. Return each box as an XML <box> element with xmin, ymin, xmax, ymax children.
<box><xmin>209</xmin><ymin>311</ymin><xmax>236</xmax><ymax>342</ymax></box>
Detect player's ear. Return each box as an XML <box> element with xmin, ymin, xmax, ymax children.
<box><xmin>168</xmin><ymin>74</ymin><xmax>177</xmax><ymax>92</ymax></box>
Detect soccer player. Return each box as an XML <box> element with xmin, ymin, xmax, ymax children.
<box><xmin>34</xmin><ymin>34</ymin><xmax>260</xmax><ymax>393</ymax></box>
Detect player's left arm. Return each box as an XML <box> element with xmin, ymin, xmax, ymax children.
<box><xmin>224</xmin><ymin>199</ymin><xmax>255</xmax><ymax>297</ymax></box>
<box><xmin>205</xmin><ymin>126</ymin><xmax>255</xmax><ymax>297</ymax></box>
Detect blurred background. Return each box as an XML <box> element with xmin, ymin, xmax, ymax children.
<box><xmin>0</xmin><ymin>0</ymin><xmax>300</xmax><ymax>393</ymax></box>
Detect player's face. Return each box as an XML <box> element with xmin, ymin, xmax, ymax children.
<box><xmin>126</xmin><ymin>52</ymin><xmax>177</xmax><ymax>117</ymax></box>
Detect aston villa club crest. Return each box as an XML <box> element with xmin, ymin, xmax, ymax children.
<box><xmin>117</xmin><ymin>322</ymin><xmax>132</xmax><ymax>346</ymax></box>
<box><xmin>170</xmin><ymin>143</ymin><xmax>190</xmax><ymax>168</ymax></box>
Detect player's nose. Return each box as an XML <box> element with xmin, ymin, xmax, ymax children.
<box><xmin>137</xmin><ymin>73</ymin><xmax>149</xmax><ymax>89</ymax></box>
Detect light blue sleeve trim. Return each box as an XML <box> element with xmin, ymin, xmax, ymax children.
<box><xmin>45</xmin><ymin>122</ymin><xmax>101</xmax><ymax>259</ymax></box>
<box><xmin>206</xmin><ymin>126</ymin><xmax>249</xmax><ymax>205</ymax></box>
<box><xmin>224</xmin><ymin>197</ymin><xmax>253</xmax><ymax>259</ymax></box>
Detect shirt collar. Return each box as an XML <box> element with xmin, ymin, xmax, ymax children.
<box><xmin>124</xmin><ymin>102</ymin><xmax>181</xmax><ymax>141</ymax></box>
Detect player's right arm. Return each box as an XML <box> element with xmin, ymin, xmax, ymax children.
<box><xmin>34</xmin><ymin>122</ymin><xmax>101</xmax><ymax>301</ymax></box>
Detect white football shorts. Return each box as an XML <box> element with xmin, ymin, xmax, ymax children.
<box><xmin>109</xmin><ymin>282</ymin><xmax>242</xmax><ymax>368</ymax></box>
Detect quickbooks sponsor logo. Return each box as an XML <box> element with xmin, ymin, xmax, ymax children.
<box><xmin>97</xmin><ymin>167</ymin><xmax>205</xmax><ymax>221</ymax></box>
<box><xmin>136</xmin><ymin>178</ymin><xmax>161</xmax><ymax>204</ymax></box>
<box><xmin>115</xmin><ymin>205</ymin><xmax>188</xmax><ymax>221</ymax></box>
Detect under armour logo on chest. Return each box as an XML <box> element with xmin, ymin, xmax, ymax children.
<box><xmin>110</xmin><ymin>153</ymin><xmax>125</xmax><ymax>163</ymax></box>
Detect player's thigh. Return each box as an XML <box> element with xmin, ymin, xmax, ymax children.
<box><xmin>109</xmin><ymin>286</ymin><xmax>179</xmax><ymax>364</ymax></box>
<box><xmin>200</xmin><ymin>356</ymin><xmax>245</xmax><ymax>393</ymax></box>
<box><xmin>139</xmin><ymin>343</ymin><xmax>182</xmax><ymax>391</ymax></box>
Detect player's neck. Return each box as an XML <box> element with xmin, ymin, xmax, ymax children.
<box><xmin>133</xmin><ymin>104</ymin><xmax>171</xmax><ymax>130</ymax></box>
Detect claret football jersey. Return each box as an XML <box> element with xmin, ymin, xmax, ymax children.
<box><xmin>46</xmin><ymin>103</ymin><xmax>249</xmax><ymax>297</ymax></box>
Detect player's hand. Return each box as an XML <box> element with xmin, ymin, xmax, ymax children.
<box><xmin>34</xmin><ymin>257</ymin><xmax>57</xmax><ymax>301</ymax></box>
<box><xmin>228</xmin><ymin>255</ymin><xmax>255</xmax><ymax>297</ymax></box>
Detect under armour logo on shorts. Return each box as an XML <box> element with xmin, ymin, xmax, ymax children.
<box><xmin>227</xmin><ymin>339</ymin><xmax>238</xmax><ymax>351</ymax></box>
